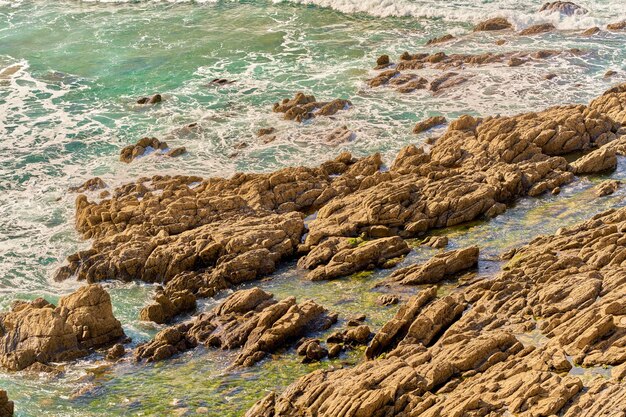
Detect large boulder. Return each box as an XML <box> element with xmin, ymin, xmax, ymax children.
<box><xmin>0</xmin><ymin>285</ymin><xmax>124</xmax><ymax>371</ymax></box>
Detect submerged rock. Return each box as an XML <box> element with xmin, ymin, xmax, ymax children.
<box><xmin>519</xmin><ymin>23</ymin><xmax>556</xmax><ymax>36</ymax></box>
<box><xmin>135</xmin><ymin>288</ymin><xmax>337</xmax><ymax>366</ymax></box>
<box><xmin>273</xmin><ymin>93</ymin><xmax>352</xmax><ymax>122</ymax></box>
<box><xmin>539</xmin><ymin>1</ymin><xmax>588</xmax><ymax>15</ymax></box>
<box><xmin>0</xmin><ymin>285</ymin><xmax>124</xmax><ymax>371</ymax></box>
<box><xmin>425</xmin><ymin>34</ymin><xmax>455</xmax><ymax>46</ymax></box>
<box><xmin>136</xmin><ymin>94</ymin><xmax>162</xmax><ymax>105</ymax></box>
<box><xmin>69</xmin><ymin>177</ymin><xmax>107</xmax><ymax>193</ymax></box>
<box><xmin>119</xmin><ymin>137</ymin><xmax>186</xmax><ymax>163</ymax></box>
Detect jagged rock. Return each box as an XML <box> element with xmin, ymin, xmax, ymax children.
<box><xmin>139</xmin><ymin>287</ymin><xmax>196</xmax><ymax>324</ymax></box>
<box><xmin>0</xmin><ymin>391</ymin><xmax>13</xmax><ymax>417</ymax></box>
<box><xmin>375</xmin><ymin>55</ymin><xmax>390</xmax><ymax>68</ymax></box>
<box><xmin>304</xmin><ymin>237</ymin><xmax>411</xmax><ymax>281</ymax></box>
<box><xmin>425</xmin><ymin>34</ymin><xmax>455</xmax><ymax>45</ymax></box>
<box><xmin>327</xmin><ymin>325</ymin><xmax>372</xmax><ymax>346</ymax></box>
<box><xmin>0</xmin><ymin>285</ymin><xmax>124</xmax><ymax>371</ymax></box>
<box><xmin>413</xmin><ymin>116</ymin><xmax>447</xmax><ymax>134</ymax></box>
<box><xmin>119</xmin><ymin>137</ymin><xmax>185</xmax><ymax>163</ymax></box>
<box><xmin>570</xmin><ymin>147</ymin><xmax>617</xmax><ymax>174</ymax></box>
<box><xmin>539</xmin><ymin>1</ymin><xmax>588</xmax><ymax>15</ymax></box>
<box><xmin>273</xmin><ymin>93</ymin><xmax>351</xmax><ymax>122</ymax></box>
<box><xmin>208</xmin><ymin>78</ymin><xmax>235</xmax><ymax>86</ymax></box>
<box><xmin>595</xmin><ymin>179</ymin><xmax>621</xmax><ymax>197</ymax></box>
<box><xmin>474</xmin><ymin>17</ymin><xmax>513</xmax><ymax>32</ymax></box>
<box><xmin>589</xmin><ymin>82</ymin><xmax>626</xmax><ymax>124</ymax></box>
<box><xmin>430</xmin><ymin>72</ymin><xmax>468</xmax><ymax>92</ymax></box>
<box><xmin>136</xmin><ymin>94</ymin><xmax>161</xmax><ymax>105</ymax></box>
<box><xmin>135</xmin><ymin>288</ymin><xmax>337</xmax><ymax>366</ymax></box>
<box><xmin>607</xmin><ymin>21</ymin><xmax>626</xmax><ymax>31</ymax></box>
<box><xmin>519</xmin><ymin>23</ymin><xmax>556</xmax><ymax>36</ymax></box>
<box><xmin>421</xmin><ymin>235</ymin><xmax>448</xmax><ymax>248</ymax></box>
<box><xmin>296</xmin><ymin>339</ymin><xmax>328</xmax><ymax>363</ymax></box>
<box><xmin>257</xmin><ymin>127</ymin><xmax>276</xmax><ymax>137</ymax></box>
<box><xmin>605</xmin><ymin>70</ymin><xmax>618</xmax><ymax>78</ymax></box>
<box><xmin>69</xmin><ymin>177</ymin><xmax>107</xmax><ymax>193</ymax></box>
<box><xmin>383</xmin><ymin>246</ymin><xmax>479</xmax><ymax>286</ymax></box>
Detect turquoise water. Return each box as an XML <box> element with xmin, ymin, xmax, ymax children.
<box><xmin>1</xmin><ymin>0</ymin><xmax>626</xmax><ymax>415</ymax></box>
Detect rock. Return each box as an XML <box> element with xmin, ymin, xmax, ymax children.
<box><xmin>421</xmin><ymin>235</ymin><xmax>448</xmax><ymax>248</ymax></box>
<box><xmin>495</xmin><ymin>39</ymin><xmax>506</xmax><ymax>45</ymax></box>
<box><xmin>0</xmin><ymin>285</ymin><xmax>124</xmax><ymax>371</ymax></box>
<box><xmin>69</xmin><ymin>177</ymin><xmax>107</xmax><ymax>193</ymax></box>
<box><xmin>375</xmin><ymin>54</ymin><xmax>390</xmax><ymax>68</ymax></box>
<box><xmin>120</xmin><ymin>137</ymin><xmax>184</xmax><ymax>163</ymax></box>
<box><xmin>135</xmin><ymin>288</ymin><xmax>337</xmax><ymax>366</ymax></box>
<box><xmin>139</xmin><ymin>288</ymin><xmax>196</xmax><ymax>324</ymax></box>
<box><xmin>605</xmin><ymin>70</ymin><xmax>618</xmax><ymax>78</ymax></box>
<box><xmin>539</xmin><ymin>2</ymin><xmax>588</xmax><ymax>15</ymax></box>
<box><xmin>589</xmin><ymin>82</ymin><xmax>626</xmax><ymax>125</ymax></box>
<box><xmin>383</xmin><ymin>246</ymin><xmax>479</xmax><ymax>286</ymax></box>
<box><xmin>429</xmin><ymin>72</ymin><xmax>468</xmax><ymax>92</ymax></box>
<box><xmin>377</xmin><ymin>294</ymin><xmax>400</xmax><ymax>306</ymax></box>
<box><xmin>256</xmin><ymin>127</ymin><xmax>276</xmax><ymax>137</ymax></box>
<box><xmin>0</xmin><ymin>391</ymin><xmax>13</xmax><ymax>417</ymax></box>
<box><xmin>304</xmin><ymin>237</ymin><xmax>411</xmax><ymax>281</ymax></box>
<box><xmin>425</xmin><ymin>34</ymin><xmax>455</xmax><ymax>46</ymax></box>
<box><xmin>544</xmin><ymin>73</ymin><xmax>557</xmax><ymax>80</ymax></box>
<box><xmin>508</xmin><ymin>57</ymin><xmax>526</xmax><ymax>67</ymax></box>
<box><xmin>297</xmin><ymin>339</ymin><xmax>328</xmax><ymax>363</ymax></box>
<box><xmin>413</xmin><ymin>116</ymin><xmax>447</xmax><ymax>134</ymax></box>
<box><xmin>570</xmin><ymin>147</ymin><xmax>617</xmax><ymax>174</ymax></box>
<box><xmin>327</xmin><ymin>344</ymin><xmax>342</xmax><ymax>358</ymax></box>
<box><xmin>324</xmin><ymin>126</ymin><xmax>354</xmax><ymax>145</ymax></box>
<box><xmin>474</xmin><ymin>17</ymin><xmax>513</xmax><ymax>32</ymax></box>
<box><xmin>582</xmin><ymin>26</ymin><xmax>600</xmax><ymax>36</ymax></box>
<box><xmin>273</xmin><ymin>93</ymin><xmax>351</xmax><ymax>122</ymax></box>
<box><xmin>607</xmin><ymin>21</ymin><xmax>626</xmax><ymax>31</ymax></box>
<box><xmin>136</xmin><ymin>94</ymin><xmax>162</xmax><ymax>105</ymax></box>
<box><xmin>208</xmin><ymin>78</ymin><xmax>235</xmax><ymax>86</ymax></box>
<box><xmin>519</xmin><ymin>23</ymin><xmax>556</xmax><ymax>36</ymax></box>
<box><xmin>595</xmin><ymin>179</ymin><xmax>621</xmax><ymax>197</ymax></box>
<box><xmin>552</xmin><ymin>186</ymin><xmax>561</xmax><ymax>195</ymax></box>
<box><xmin>106</xmin><ymin>343</ymin><xmax>125</xmax><ymax>360</ymax></box>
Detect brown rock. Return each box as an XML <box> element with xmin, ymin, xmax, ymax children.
<box><xmin>377</xmin><ymin>294</ymin><xmax>400</xmax><ymax>306</ymax></box>
<box><xmin>136</xmin><ymin>94</ymin><xmax>162</xmax><ymax>105</ymax></box>
<box><xmin>120</xmin><ymin>137</ymin><xmax>182</xmax><ymax>163</ymax></box>
<box><xmin>425</xmin><ymin>34</ymin><xmax>455</xmax><ymax>46</ymax></box>
<box><xmin>383</xmin><ymin>246</ymin><xmax>479</xmax><ymax>286</ymax></box>
<box><xmin>595</xmin><ymin>179</ymin><xmax>621</xmax><ymax>197</ymax></box>
<box><xmin>474</xmin><ymin>17</ymin><xmax>513</xmax><ymax>32</ymax></box>
<box><xmin>570</xmin><ymin>147</ymin><xmax>617</xmax><ymax>174</ymax></box>
<box><xmin>0</xmin><ymin>285</ymin><xmax>124</xmax><ymax>371</ymax></box>
<box><xmin>607</xmin><ymin>21</ymin><xmax>626</xmax><ymax>31</ymax></box>
<box><xmin>519</xmin><ymin>23</ymin><xmax>556</xmax><ymax>36</ymax></box>
<box><xmin>539</xmin><ymin>2</ymin><xmax>588</xmax><ymax>15</ymax></box>
<box><xmin>273</xmin><ymin>93</ymin><xmax>351</xmax><ymax>122</ymax></box>
<box><xmin>106</xmin><ymin>343</ymin><xmax>125</xmax><ymax>360</ymax></box>
<box><xmin>421</xmin><ymin>235</ymin><xmax>448</xmax><ymax>248</ymax></box>
<box><xmin>324</xmin><ymin>126</ymin><xmax>354</xmax><ymax>145</ymax></box>
<box><xmin>376</xmin><ymin>54</ymin><xmax>390</xmax><ymax>67</ymax></box>
<box><xmin>0</xmin><ymin>391</ymin><xmax>13</xmax><ymax>417</ymax></box>
<box><xmin>413</xmin><ymin>116</ymin><xmax>447</xmax><ymax>134</ymax></box>
<box><xmin>69</xmin><ymin>177</ymin><xmax>107</xmax><ymax>193</ymax></box>
<box><xmin>582</xmin><ymin>26</ymin><xmax>600</xmax><ymax>36</ymax></box>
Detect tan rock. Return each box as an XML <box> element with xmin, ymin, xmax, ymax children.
<box><xmin>413</xmin><ymin>116</ymin><xmax>447</xmax><ymax>134</ymax></box>
<box><xmin>595</xmin><ymin>179</ymin><xmax>621</xmax><ymax>197</ymax></box>
<box><xmin>474</xmin><ymin>17</ymin><xmax>513</xmax><ymax>32</ymax></box>
<box><xmin>519</xmin><ymin>23</ymin><xmax>556</xmax><ymax>36</ymax></box>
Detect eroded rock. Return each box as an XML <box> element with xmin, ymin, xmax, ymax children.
<box><xmin>540</xmin><ymin>1</ymin><xmax>588</xmax><ymax>15</ymax></box>
<box><xmin>120</xmin><ymin>137</ymin><xmax>186</xmax><ymax>163</ymax></box>
<box><xmin>273</xmin><ymin>93</ymin><xmax>352</xmax><ymax>122</ymax></box>
<box><xmin>474</xmin><ymin>17</ymin><xmax>513</xmax><ymax>32</ymax></box>
<box><xmin>0</xmin><ymin>391</ymin><xmax>13</xmax><ymax>417</ymax></box>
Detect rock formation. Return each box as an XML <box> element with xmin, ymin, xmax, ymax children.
<box><xmin>273</xmin><ymin>92</ymin><xmax>352</xmax><ymax>122</ymax></box>
<box><xmin>413</xmin><ymin>116</ymin><xmax>447</xmax><ymax>134</ymax></box>
<box><xmin>135</xmin><ymin>288</ymin><xmax>337</xmax><ymax>366</ymax></box>
<box><xmin>246</xmin><ymin>204</ymin><xmax>626</xmax><ymax>416</ymax></box>
<box><xmin>0</xmin><ymin>391</ymin><xmax>12</xmax><ymax>417</ymax></box>
<box><xmin>136</xmin><ymin>94</ymin><xmax>161</xmax><ymax>105</ymax></box>
<box><xmin>119</xmin><ymin>137</ymin><xmax>186</xmax><ymax>163</ymax></box>
<box><xmin>519</xmin><ymin>23</ymin><xmax>556</xmax><ymax>36</ymax></box>
<box><xmin>539</xmin><ymin>1</ymin><xmax>588</xmax><ymax>15</ymax></box>
<box><xmin>0</xmin><ymin>285</ymin><xmax>124</xmax><ymax>371</ymax></box>
<box><xmin>473</xmin><ymin>17</ymin><xmax>513</xmax><ymax>32</ymax></box>
<box><xmin>595</xmin><ymin>179</ymin><xmax>621</xmax><ymax>197</ymax></box>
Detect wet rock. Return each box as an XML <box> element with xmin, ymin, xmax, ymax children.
<box><xmin>570</xmin><ymin>147</ymin><xmax>617</xmax><ymax>174</ymax></box>
<box><xmin>0</xmin><ymin>391</ymin><xmax>13</xmax><ymax>417</ymax></box>
<box><xmin>425</xmin><ymin>34</ymin><xmax>455</xmax><ymax>46</ymax></box>
<box><xmin>495</xmin><ymin>39</ymin><xmax>506</xmax><ymax>45</ymax></box>
<box><xmin>375</xmin><ymin>54</ymin><xmax>390</xmax><ymax>68</ymax></box>
<box><xmin>106</xmin><ymin>343</ymin><xmax>125</xmax><ymax>360</ymax></box>
<box><xmin>429</xmin><ymin>72</ymin><xmax>468</xmax><ymax>92</ymax></box>
<box><xmin>383</xmin><ymin>246</ymin><xmax>479</xmax><ymax>286</ymax></box>
<box><xmin>607</xmin><ymin>21</ymin><xmax>626</xmax><ymax>31</ymax></box>
<box><xmin>297</xmin><ymin>339</ymin><xmax>328</xmax><ymax>363</ymax></box>
<box><xmin>582</xmin><ymin>26</ymin><xmax>601</xmax><ymax>36</ymax></box>
<box><xmin>605</xmin><ymin>70</ymin><xmax>618</xmax><ymax>78</ymax></box>
<box><xmin>552</xmin><ymin>186</ymin><xmax>561</xmax><ymax>195</ymax></box>
<box><xmin>139</xmin><ymin>287</ymin><xmax>196</xmax><ymax>324</ymax></box>
<box><xmin>256</xmin><ymin>127</ymin><xmax>276</xmax><ymax>137</ymax></box>
<box><xmin>327</xmin><ymin>325</ymin><xmax>372</xmax><ymax>346</ymax></box>
<box><xmin>508</xmin><ymin>57</ymin><xmax>526</xmax><ymax>67</ymax></box>
<box><xmin>589</xmin><ymin>82</ymin><xmax>626</xmax><ymax>125</ymax></box>
<box><xmin>69</xmin><ymin>177</ymin><xmax>107</xmax><ymax>193</ymax></box>
<box><xmin>120</xmin><ymin>137</ymin><xmax>184</xmax><ymax>163</ymax></box>
<box><xmin>413</xmin><ymin>116</ymin><xmax>447</xmax><ymax>134</ymax></box>
<box><xmin>324</xmin><ymin>126</ymin><xmax>354</xmax><ymax>145</ymax></box>
<box><xmin>346</xmin><ymin>314</ymin><xmax>366</xmax><ymax>326</ymax></box>
<box><xmin>136</xmin><ymin>94</ymin><xmax>162</xmax><ymax>105</ymax></box>
<box><xmin>208</xmin><ymin>78</ymin><xmax>235</xmax><ymax>86</ymax></box>
<box><xmin>519</xmin><ymin>23</ymin><xmax>556</xmax><ymax>36</ymax></box>
<box><xmin>327</xmin><ymin>343</ymin><xmax>342</xmax><ymax>358</ymax></box>
<box><xmin>473</xmin><ymin>17</ymin><xmax>513</xmax><ymax>32</ymax></box>
<box><xmin>539</xmin><ymin>1</ymin><xmax>588</xmax><ymax>15</ymax></box>
<box><xmin>273</xmin><ymin>93</ymin><xmax>351</xmax><ymax>122</ymax></box>
<box><xmin>377</xmin><ymin>294</ymin><xmax>400</xmax><ymax>306</ymax></box>
<box><xmin>595</xmin><ymin>179</ymin><xmax>621</xmax><ymax>197</ymax></box>
<box><xmin>0</xmin><ymin>285</ymin><xmax>124</xmax><ymax>371</ymax></box>
<box><xmin>304</xmin><ymin>236</ymin><xmax>411</xmax><ymax>281</ymax></box>
<box><xmin>135</xmin><ymin>288</ymin><xmax>337</xmax><ymax>366</ymax></box>
<box><xmin>544</xmin><ymin>73</ymin><xmax>557</xmax><ymax>80</ymax></box>
<box><xmin>421</xmin><ymin>235</ymin><xmax>448</xmax><ymax>248</ymax></box>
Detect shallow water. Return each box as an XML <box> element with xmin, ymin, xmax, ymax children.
<box><xmin>1</xmin><ymin>0</ymin><xmax>626</xmax><ymax>416</ymax></box>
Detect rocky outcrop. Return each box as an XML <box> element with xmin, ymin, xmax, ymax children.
<box><xmin>570</xmin><ymin>147</ymin><xmax>617</xmax><ymax>174</ymax></box>
<box><xmin>473</xmin><ymin>17</ymin><xmax>512</xmax><ymax>32</ymax></box>
<box><xmin>136</xmin><ymin>94</ymin><xmax>161</xmax><ymax>105</ymax></box>
<box><xmin>246</xmin><ymin>205</ymin><xmax>626</xmax><ymax>416</ymax></box>
<box><xmin>135</xmin><ymin>288</ymin><xmax>337</xmax><ymax>366</ymax></box>
<box><xmin>539</xmin><ymin>1</ymin><xmax>587</xmax><ymax>15</ymax></box>
<box><xmin>421</xmin><ymin>235</ymin><xmax>448</xmax><ymax>248</ymax></box>
<box><xmin>0</xmin><ymin>285</ymin><xmax>124</xmax><ymax>371</ymax></box>
<box><xmin>382</xmin><ymin>246</ymin><xmax>479</xmax><ymax>286</ymax></box>
<box><xmin>302</xmin><ymin>236</ymin><xmax>411</xmax><ymax>281</ymax></box>
<box><xmin>273</xmin><ymin>93</ymin><xmax>351</xmax><ymax>122</ymax></box>
<box><xmin>0</xmin><ymin>391</ymin><xmax>12</xmax><ymax>417</ymax></box>
<box><xmin>69</xmin><ymin>177</ymin><xmax>107</xmax><ymax>193</ymax></box>
<box><xmin>413</xmin><ymin>116</ymin><xmax>446</xmax><ymax>134</ymax></box>
<box><xmin>119</xmin><ymin>137</ymin><xmax>186</xmax><ymax>163</ymax></box>
<box><xmin>607</xmin><ymin>21</ymin><xmax>626</xmax><ymax>31</ymax></box>
<box><xmin>425</xmin><ymin>34</ymin><xmax>455</xmax><ymax>45</ymax></box>
<box><xmin>519</xmin><ymin>23</ymin><xmax>556</xmax><ymax>36</ymax></box>
<box><xmin>589</xmin><ymin>82</ymin><xmax>626</xmax><ymax>124</ymax></box>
